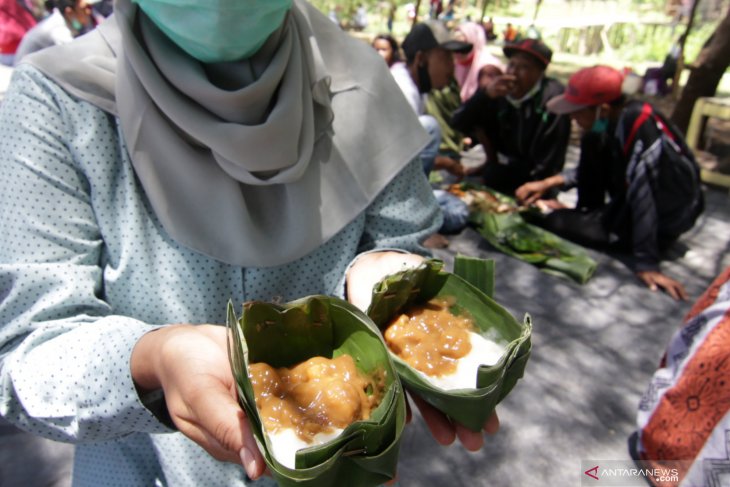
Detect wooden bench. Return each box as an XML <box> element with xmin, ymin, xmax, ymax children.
<box><xmin>685</xmin><ymin>96</ymin><xmax>730</xmax><ymax>190</ymax></box>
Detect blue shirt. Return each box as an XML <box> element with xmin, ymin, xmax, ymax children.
<box><xmin>0</xmin><ymin>65</ymin><xmax>441</xmax><ymax>486</ymax></box>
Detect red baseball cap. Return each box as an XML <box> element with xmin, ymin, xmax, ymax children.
<box><xmin>547</xmin><ymin>65</ymin><xmax>624</xmax><ymax>114</ymax></box>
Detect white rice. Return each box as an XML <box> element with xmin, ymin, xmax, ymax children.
<box><xmin>417</xmin><ymin>332</ymin><xmax>505</xmax><ymax>390</ymax></box>
<box><xmin>267</xmin><ymin>427</ymin><xmax>344</xmax><ymax>469</ymax></box>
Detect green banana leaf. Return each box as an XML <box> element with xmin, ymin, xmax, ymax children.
<box><xmin>226</xmin><ymin>296</ymin><xmax>406</xmax><ymax>487</ymax></box>
<box><xmin>459</xmin><ymin>184</ymin><xmax>597</xmax><ymax>284</ymax></box>
<box><xmin>367</xmin><ymin>257</ymin><xmax>531</xmax><ymax>432</ymax></box>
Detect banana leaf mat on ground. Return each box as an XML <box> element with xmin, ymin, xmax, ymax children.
<box><xmin>446</xmin><ymin>183</ymin><xmax>597</xmax><ymax>284</ymax></box>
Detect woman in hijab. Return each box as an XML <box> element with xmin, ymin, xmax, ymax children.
<box><xmin>453</xmin><ymin>21</ymin><xmax>503</xmax><ymax>102</ymax></box>
<box><xmin>0</xmin><ymin>1</ymin><xmax>497</xmax><ymax>485</ymax></box>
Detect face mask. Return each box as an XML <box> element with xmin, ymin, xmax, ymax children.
<box><xmin>417</xmin><ymin>62</ymin><xmax>432</xmax><ymax>94</ymax></box>
<box><xmin>591</xmin><ymin>106</ymin><xmax>609</xmax><ymax>133</ymax></box>
<box><xmin>70</xmin><ymin>18</ymin><xmax>95</xmax><ymax>35</ymax></box>
<box><xmin>133</xmin><ymin>0</ymin><xmax>292</xmax><ymax>63</ymax></box>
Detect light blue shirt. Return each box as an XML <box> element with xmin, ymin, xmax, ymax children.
<box><xmin>0</xmin><ymin>65</ymin><xmax>441</xmax><ymax>486</ymax></box>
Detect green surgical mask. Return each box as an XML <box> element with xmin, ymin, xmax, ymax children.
<box><xmin>591</xmin><ymin>106</ymin><xmax>608</xmax><ymax>133</ymax></box>
<box><xmin>133</xmin><ymin>0</ymin><xmax>292</xmax><ymax>63</ymax></box>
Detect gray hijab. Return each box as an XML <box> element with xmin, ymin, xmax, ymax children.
<box><xmin>23</xmin><ymin>0</ymin><xmax>428</xmax><ymax>267</ymax></box>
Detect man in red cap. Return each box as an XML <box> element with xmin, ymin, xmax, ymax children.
<box><xmin>451</xmin><ymin>37</ymin><xmax>571</xmax><ymax>196</ymax></box>
<box><xmin>516</xmin><ymin>65</ymin><xmax>704</xmax><ymax>300</ymax></box>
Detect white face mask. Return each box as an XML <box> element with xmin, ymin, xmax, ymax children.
<box><xmin>133</xmin><ymin>0</ymin><xmax>292</xmax><ymax>63</ymax></box>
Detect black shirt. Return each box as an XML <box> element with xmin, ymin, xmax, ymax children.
<box><xmin>452</xmin><ymin>77</ymin><xmax>571</xmax><ymax>190</ymax></box>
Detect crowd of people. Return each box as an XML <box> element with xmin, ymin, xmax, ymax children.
<box><xmin>1</xmin><ymin>0</ymin><xmax>112</xmax><ymax>66</ymax></box>
<box><xmin>0</xmin><ymin>1</ymin><xmax>711</xmax><ymax>485</ymax></box>
<box><xmin>370</xmin><ymin>19</ymin><xmax>703</xmax><ymax>300</ymax></box>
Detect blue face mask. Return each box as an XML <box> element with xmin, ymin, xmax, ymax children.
<box><xmin>133</xmin><ymin>0</ymin><xmax>293</xmax><ymax>63</ymax></box>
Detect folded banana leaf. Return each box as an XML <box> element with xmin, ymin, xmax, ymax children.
<box><xmin>367</xmin><ymin>256</ymin><xmax>531</xmax><ymax>432</ymax></box>
<box><xmin>226</xmin><ymin>296</ymin><xmax>406</xmax><ymax>487</ymax></box>
<box><xmin>453</xmin><ymin>183</ymin><xmax>597</xmax><ymax>284</ymax></box>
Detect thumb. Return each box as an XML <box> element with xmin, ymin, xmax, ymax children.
<box><xmin>184</xmin><ymin>382</ymin><xmax>265</xmax><ymax>476</ymax></box>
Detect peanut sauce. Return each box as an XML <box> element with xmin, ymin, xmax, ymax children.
<box><xmin>384</xmin><ymin>297</ymin><xmax>475</xmax><ymax>377</ymax></box>
<box><xmin>249</xmin><ymin>355</ymin><xmax>383</xmax><ymax>443</ymax></box>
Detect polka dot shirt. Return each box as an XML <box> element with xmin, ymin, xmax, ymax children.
<box><xmin>0</xmin><ymin>65</ymin><xmax>441</xmax><ymax>486</ymax></box>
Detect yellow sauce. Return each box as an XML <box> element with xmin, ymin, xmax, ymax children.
<box><xmin>384</xmin><ymin>297</ymin><xmax>475</xmax><ymax>377</ymax></box>
<box><xmin>249</xmin><ymin>355</ymin><xmax>383</xmax><ymax>443</ymax></box>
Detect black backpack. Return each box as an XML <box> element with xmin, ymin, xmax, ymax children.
<box><xmin>622</xmin><ymin>102</ymin><xmax>704</xmax><ymax>237</ymax></box>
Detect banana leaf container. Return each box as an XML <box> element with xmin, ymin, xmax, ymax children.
<box><xmin>226</xmin><ymin>296</ymin><xmax>406</xmax><ymax>487</ymax></box>
<box><xmin>460</xmin><ymin>183</ymin><xmax>597</xmax><ymax>284</ymax></box>
<box><xmin>366</xmin><ymin>255</ymin><xmax>532</xmax><ymax>432</ymax></box>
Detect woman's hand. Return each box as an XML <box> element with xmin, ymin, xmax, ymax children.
<box><xmin>346</xmin><ymin>251</ymin><xmax>425</xmax><ymax>312</ymax></box>
<box><xmin>407</xmin><ymin>392</ymin><xmax>499</xmax><ymax>451</ymax></box>
<box><xmin>131</xmin><ymin>325</ymin><xmax>267</xmax><ymax>479</ymax></box>
<box><xmin>636</xmin><ymin>270</ymin><xmax>688</xmax><ymax>301</ymax></box>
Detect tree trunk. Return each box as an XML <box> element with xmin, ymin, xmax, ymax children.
<box><xmin>670</xmin><ymin>5</ymin><xmax>730</xmax><ymax>133</ymax></box>
<box><xmin>413</xmin><ymin>0</ymin><xmax>423</xmax><ymax>26</ymax></box>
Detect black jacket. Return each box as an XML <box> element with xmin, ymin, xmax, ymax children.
<box><xmin>451</xmin><ymin>77</ymin><xmax>571</xmax><ymax>182</ymax></box>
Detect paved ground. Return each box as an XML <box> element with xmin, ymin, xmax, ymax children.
<box><xmin>397</xmin><ymin>183</ymin><xmax>729</xmax><ymax>486</ymax></box>
<box><xmin>0</xmin><ymin>164</ymin><xmax>728</xmax><ymax>486</ymax></box>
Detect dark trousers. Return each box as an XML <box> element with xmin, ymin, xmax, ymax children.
<box><xmin>531</xmin><ymin>134</ymin><xmax>630</xmax><ymax>251</ymax></box>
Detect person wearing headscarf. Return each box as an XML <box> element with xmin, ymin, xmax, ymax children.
<box><xmin>0</xmin><ymin>1</ymin><xmax>498</xmax><ymax>485</ymax></box>
<box><xmin>452</xmin><ymin>21</ymin><xmax>502</xmax><ymax>102</ymax></box>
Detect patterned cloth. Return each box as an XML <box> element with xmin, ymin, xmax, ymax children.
<box><xmin>635</xmin><ymin>267</ymin><xmax>730</xmax><ymax>486</ymax></box>
<box><xmin>0</xmin><ymin>65</ymin><xmax>441</xmax><ymax>486</ymax></box>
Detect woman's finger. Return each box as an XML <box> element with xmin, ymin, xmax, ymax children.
<box><xmin>409</xmin><ymin>393</ymin><xmax>455</xmax><ymax>446</ymax></box>
<box><xmin>483</xmin><ymin>411</ymin><xmax>500</xmax><ymax>435</ymax></box>
<box><xmin>455</xmin><ymin>423</ymin><xmax>484</xmax><ymax>451</ymax></box>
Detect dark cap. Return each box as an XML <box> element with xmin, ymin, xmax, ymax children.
<box><xmin>503</xmin><ymin>38</ymin><xmax>553</xmax><ymax>69</ymax></box>
<box><xmin>402</xmin><ymin>21</ymin><xmax>472</xmax><ymax>62</ymax></box>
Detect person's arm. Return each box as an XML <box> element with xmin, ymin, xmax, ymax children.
<box><xmin>0</xmin><ymin>68</ymin><xmax>267</xmax><ymax>478</ymax></box>
<box><xmin>529</xmin><ymin>110</ymin><xmax>571</xmax><ymax>181</ymax></box>
<box><xmin>515</xmin><ymin>173</ymin><xmax>566</xmax><ymax>205</ymax></box>
<box><xmin>0</xmin><ymin>68</ymin><xmax>169</xmax><ymax>443</ymax></box>
<box><xmin>624</xmin><ymin>130</ymin><xmax>687</xmax><ymax>301</ymax></box>
<box><xmin>356</xmin><ymin>156</ymin><xmax>443</xmax><ymax>256</ymax></box>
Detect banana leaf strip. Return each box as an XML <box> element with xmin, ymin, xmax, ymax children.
<box><xmin>367</xmin><ymin>256</ymin><xmax>532</xmax><ymax>432</ymax></box>
<box><xmin>454</xmin><ymin>183</ymin><xmax>597</xmax><ymax>284</ymax></box>
<box><xmin>226</xmin><ymin>296</ymin><xmax>406</xmax><ymax>487</ymax></box>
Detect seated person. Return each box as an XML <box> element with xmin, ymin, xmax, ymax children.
<box><xmin>425</xmin><ymin>21</ymin><xmax>503</xmax><ymax>166</ymax></box>
<box><xmin>391</xmin><ymin>20</ymin><xmax>471</xmax><ymax>178</ymax></box>
<box><xmin>14</xmin><ymin>0</ymin><xmax>96</xmax><ymax>64</ymax></box>
<box><xmin>516</xmin><ymin>65</ymin><xmax>704</xmax><ymax>300</ymax></box>
<box><xmin>425</xmin><ymin>77</ymin><xmax>467</xmax><ymax>173</ymax></box>
<box><xmin>632</xmin><ymin>266</ymin><xmax>730</xmax><ymax>485</ymax></box>
<box><xmin>451</xmin><ymin>38</ymin><xmax>570</xmax><ymax>196</ymax></box>
<box><xmin>391</xmin><ymin>21</ymin><xmax>474</xmax><ymax>237</ymax></box>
